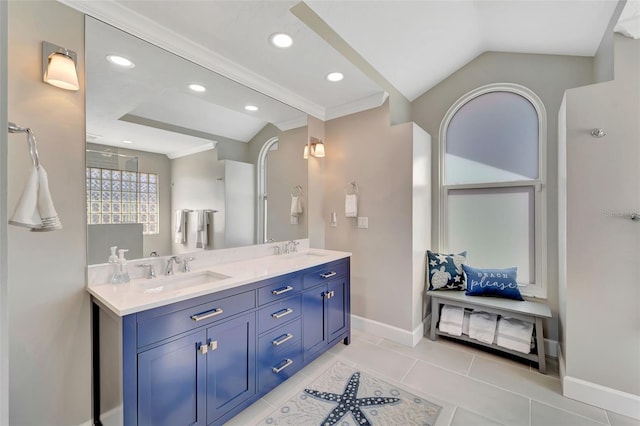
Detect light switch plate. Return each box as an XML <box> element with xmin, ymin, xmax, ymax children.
<box><xmin>357</xmin><ymin>217</ymin><xmax>368</xmax><ymax>228</ymax></box>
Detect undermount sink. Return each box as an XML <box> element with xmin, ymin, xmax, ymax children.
<box><xmin>140</xmin><ymin>270</ymin><xmax>231</xmax><ymax>294</ymax></box>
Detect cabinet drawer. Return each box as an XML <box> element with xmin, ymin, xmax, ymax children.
<box><xmin>302</xmin><ymin>260</ymin><xmax>349</xmax><ymax>289</ymax></box>
<box><xmin>137</xmin><ymin>291</ymin><xmax>255</xmax><ymax>348</ymax></box>
<box><xmin>258</xmin><ymin>341</ymin><xmax>302</xmax><ymax>394</ymax></box>
<box><xmin>257</xmin><ymin>295</ymin><xmax>301</xmax><ymax>334</ymax></box>
<box><xmin>258</xmin><ymin>318</ymin><xmax>302</xmax><ymax>362</ymax></box>
<box><xmin>257</xmin><ymin>275</ymin><xmax>302</xmax><ymax>306</ymax></box>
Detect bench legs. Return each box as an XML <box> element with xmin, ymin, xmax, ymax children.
<box><xmin>535</xmin><ymin>317</ymin><xmax>546</xmax><ymax>374</ymax></box>
<box><xmin>429</xmin><ymin>297</ymin><xmax>440</xmax><ymax>341</ymax></box>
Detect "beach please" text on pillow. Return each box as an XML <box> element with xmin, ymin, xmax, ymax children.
<box><xmin>463</xmin><ymin>265</ymin><xmax>524</xmax><ymax>301</ymax></box>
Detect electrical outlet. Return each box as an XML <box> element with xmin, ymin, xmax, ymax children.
<box><xmin>357</xmin><ymin>217</ymin><xmax>368</xmax><ymax>228</ymax></box>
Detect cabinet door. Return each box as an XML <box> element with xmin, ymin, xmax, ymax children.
<box><xmin>138</xmin><ymin>330</ymin><xmax>207</xmax><ymax>426</ymax></box>
<box><xmin>206</xmin><ymin>313</ymin><xmax>256</xmax><ymax>424</ymax></box>
<box><xmin>327</xmin><ymin>278</ymin><xmax>348</xmax><ymax>342</ymax></box>
<box><xmin>302</xmin><ymin>284</ymin><xmax>327</xmax><ymax>358</ymax></box>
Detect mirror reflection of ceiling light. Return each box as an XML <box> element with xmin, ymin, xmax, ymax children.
<box><xmin>269</xmin><ymin>33</ymin><xmax>293</xmax><ymax>48</ymax></box>
<box><xmin>188</xmin><ymin>83</ymin><xmax>207</xmax><ymax>92</ymax></box>
<box><xmin>245</xmin><ymin>105</ymin><xmax>259</xmax><ymax>112</ymax></box>
<box><xmin>122</xmin><ymin>140</ymin><xmax>133</xmax><ymax>144</ymax></box>
<box><xmin>326</xmin><ymin>72</ymin><xmax>344</xmax><ymax>82</ymax></box>
<box><xmin>106</xmin><ymin>54</ymin><xmax>135</xmax><ymax>68</ymax></box>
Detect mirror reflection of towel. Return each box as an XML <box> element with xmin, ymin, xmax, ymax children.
<box><xmin>290</xmin><ymin>195</ymin><xmax>303</xmax><ymax>217</ymax></box>
<box><xmin>9</xmin><ymin>165</ymin><xmax>62</xmax><ymax>231</ymax></box>
<box><xmin>174</xmin><ymin>209</ymin><xmax>187</xmax><ymax>244</ymax></box>
<box><xmin>196</xmin><ymin>210</ymin><xmax>208</xmax><ymax>249</ymax></box>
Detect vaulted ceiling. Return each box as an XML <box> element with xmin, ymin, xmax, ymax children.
<box><xmin>63</xmin><ymin>0</ymin><xmax>632</xmax><ymax>154</ymax></box>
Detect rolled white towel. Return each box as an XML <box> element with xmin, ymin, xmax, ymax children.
<box><xmin>496</xmin><ymin>317</ymin><xmax>534</xmax><ymax>354</ymax></box>
<box><xmin>469</xmin><ymin>311</ymin><xmax>498</xmax><ymax>344</ymax></box>
<box><xmin>439</xmin><ymin>304</ymin><xmax>464</xmax><ymax>336</ymax></box>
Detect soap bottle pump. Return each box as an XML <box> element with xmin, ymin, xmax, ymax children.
<box><xmin>111</xmin><ymin>248</ymin><xmax>131</xmax><ymax>284</ymax></box>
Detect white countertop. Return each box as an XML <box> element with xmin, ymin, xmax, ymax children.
<box><xmin>88</xmin><ymin>249</ymin><xmax>351</xmax><ymax>316</ymax></box>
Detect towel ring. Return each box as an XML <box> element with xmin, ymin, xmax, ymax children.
<box><xmin>8</xmin><ymin>122</ymin><xmax>40</xmax><ymax>168</ymax></box>
<box><xmin>344</xmin><ymin>181</ymin><xmax>359</xmax><ymax>195</ymax></box>
<box><xmin>292</xmin><ymin>185</ymin><xmax>303</xmax><ymax>197</ymax></box>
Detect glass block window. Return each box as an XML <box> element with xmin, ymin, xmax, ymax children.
<box><xmin>86</xmin><ymin>167</ymin><xmax>159</xmax><ymax>235</ymax></box>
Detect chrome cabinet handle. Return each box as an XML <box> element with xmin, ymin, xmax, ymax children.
<box><xmin>272</xmin><ymin>333</ymin><xmax>294</xmax><ymax>346</ymax></box>
<box><xmin>272</xmin><ymin>285</ymin><xmax>293</xmax><ymax>295</ymax></box>
<box><xmin>271</xmin><ymin>308</ymin><xmax>293</xmax><ymax>319</ymax></box>
<box><xmin>191</xmin><ymin>308</ymin><xmax>224</xmax><ymax>322</ymax></box>
<box><xmin>199</xmin><ymin>343</ymin><xmax>208</xmax><ymax>355</ymax></box>
<box><xmin>320</xmin><ymin>271</ymin><xmax>337</xmax><ymax>279</ymax></box>
<box><xmin>209</xmin><ymin>340</ymin><xmax>218</xmax><ymax>351</ymax></box>
<box><xmin>323</xmin><ymin>290</ymin><xmax>335</xmax><ymax>299</ymax></box>
<box><xmin>272</xmin><ymin>358</ymin><xmax>293</xmax><ymax>373</ymax></box>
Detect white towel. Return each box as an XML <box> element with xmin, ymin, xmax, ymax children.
<box><xmin>174</xmin><ymin>209</ymin><xmax>187</xmax><ymax>244</ymax></box>
<box><xmin>9</xmin><ymin>165</ymin><xmax>62</xmax><ymax>231</ymax></box>
<box><xmin>496</xmin><ymin>317</ymin><xmax>534</xmax><ymax>354</ymax></box>
<box><xmin>469</xmin><ymin>311</ymin><xmax>498</xmax><ymax>344</ymax></box>
<box><xmin>345</xmin><ymin>194</ymin><xmax>358</xmax><ymax>217</ymax></box>
<box><xmin>462</xmin><ymin>309</ymin><xmax>471</xmax><ymax>335</ymax></box>
<box><xmin>290</xmin><ymin>195</ymin><xmax>303</xmax><ymax>217</ymax></box>
<box><xmin>195</xmin><ymin>210</ymin><xmax>208</xmax><ymax>249</ymax></box>
<box><xmin>439</xmin><ymin>305</ymin><xmax>464</xmax><ymax>336</ymax></box>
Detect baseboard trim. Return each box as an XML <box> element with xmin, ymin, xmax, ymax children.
<box><xmin>351</xmin><ymin>314</ymin><xmax>423</xmax><ymax>347</ymax></box>
<box><xmin>559</xmin><ymin>344</ymin><xmax>640</xmax><ymax>420</ymax></box>
<box><xmin>544</xmin><ymin>338</ymin><xmax>558</xmax><ymax>358</ymax></box>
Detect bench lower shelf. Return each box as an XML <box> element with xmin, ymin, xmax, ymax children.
<box><xmin>434</xmin><ymin>329</ymin><xmax>540</xmax><ymax>364</ymax></box>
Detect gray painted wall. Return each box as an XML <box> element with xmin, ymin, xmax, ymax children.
<box><xmin>560</xmin><ymin>34</ymin><xmax>640</xmax><ymax>397</ymax></box>
<box><xmin>324</xmin><ymin>103</ymin><xmax>418</xmax><ymax>331</ymax></box>
<box><xmin>0</xmin><ymin>0</ymin><xmax>8</xmax><ymax>422</ymax></box>
<box><xmin>7</xmin><ymin>2</ymin><xmax>90</xmax><ymax>425</ymax></box>
<box><xmin>411</xmin><ymin>52</ymin><xmax>594</xmax><ymax>341</ymax></box>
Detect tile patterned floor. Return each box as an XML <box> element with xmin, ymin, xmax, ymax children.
<box><xmin>225</xmin><ymin>329</ymin><xmax>640</xmax><ymax>426</ymax></box>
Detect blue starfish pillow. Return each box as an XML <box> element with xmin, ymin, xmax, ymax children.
<box><xmin>427</xmin><ymin>250</ymin><xmax>467</xmax><ymax>290</ymax></box>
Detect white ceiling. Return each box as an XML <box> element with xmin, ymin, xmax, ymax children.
<box><xmin>69</xmin><ymin>0</ymin><xmax>626</xmax><ymax>154</ymax></box>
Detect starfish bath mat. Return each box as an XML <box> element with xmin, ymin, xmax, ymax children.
<box><xmin>260</xmin><ymin>361</ymin><xmax>441</xmax><ymax>425</ymax></box>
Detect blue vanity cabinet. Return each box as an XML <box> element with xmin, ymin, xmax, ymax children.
<box><xmin>302</xmin><ymin>259</ymin><xmax>351</xmax><ymax>360</ymax></box>
<box><xmin>93</xmin><ymin>256</ymin><xmax>350</xmax><ymax>426</ymax></box>
<box><xmin>137</xmin><ymin>329</ymin><xmax>207</xmax><ymax>426</ymax></box>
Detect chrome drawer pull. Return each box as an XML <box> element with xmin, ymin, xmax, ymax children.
<box><xmin>209</xmin><ymin>340</ymin><xmax>218</xmax><ymax>351</ymax></box>
<box><xmin>199</xmin><ymin>344</ymin><xmax>208</xmax><ymax>355</ymax></box>
<box><xmin>271</xmin><ymin>308</ymin><xmax>293</xmax><ymax>319</ymax></box>
<box><xmin>191</xmin><ymin>308</ymin><xmax>224</xmax><ymax>322</ymax></box>
<box><xmin>272</xmin><ymin>285</ymin><xmax>294</xmax><ymax>295</ymax></box>
<box><xmin>272</xmin><ymin>358</ymin><xmax>293</xmax><ymax>373</ymax></box>
<box><xmin>272</xmin><ymin>333</ymin><xmax>294</xmax><ymax>346</ymax></box>
<box><xmin>320</xmin><ymin>271</ymin><xmax>337</xmax><ymax>279</ymax></box>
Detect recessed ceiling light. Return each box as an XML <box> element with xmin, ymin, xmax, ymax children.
<box><xmin>245</xmin><ymin>105</ymin><xmax>259</xmax><ymax>112</ymax></box>
<box><xmin>326</xmin><ymin>72</ymin><xmax>344</xmax><ymax>82</ymax></box>
<box><xmin>122</xmin><ymin>140</ymin><xmax>133</xmax><ymax>144</ymax></box>
<box><xmin>188</xmin><ymin>83</ymin><xmax>207</xmax><ymax>92</ymax></box>
<box><xmin>269</xmin><ymin>33</ymin><xmax>293</xmax><ymax>48</ymax></box>
<box><xmin>106</xmin><ymin>55</ymin><xmax>135</xmax><ymax>68</ymax></box>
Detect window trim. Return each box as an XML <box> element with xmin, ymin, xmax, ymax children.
<box><xmin>438</xmin><ymin>83</ymin><xmax>547</xmax><ymax>298</ymax></box>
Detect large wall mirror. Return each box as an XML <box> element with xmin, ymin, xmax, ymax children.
<box><xmin>86</xmin><ymin>17</ymin><xmax>309</xmax><ymax>265</ymax></box>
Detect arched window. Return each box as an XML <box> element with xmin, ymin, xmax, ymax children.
<box><xmin>439</xmin><ymin>83</ymin><xmax>547</xmax><ymax>297</ymax></box>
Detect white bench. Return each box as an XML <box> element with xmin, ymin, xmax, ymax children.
<box><xmin>427</xmin><ymin>290</ymin><xmax>552</xmax><ymax>373</ymax></box>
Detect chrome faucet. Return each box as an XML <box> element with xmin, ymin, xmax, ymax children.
<box><xmin>137</xmin><ymin>263</ymin><xmax>156</xmax><ymax>279</ymax></box>
<box><xmin>166</xmin><ymin>256</ymin><xmax>180</xmax><ymax>275</ymax></box>
<box><xmin>286</xmin><ymin>240</ymin><xmax>299</xmax><ymax>253</ymax></box>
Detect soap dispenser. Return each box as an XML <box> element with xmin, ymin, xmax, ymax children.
<box><xmin>111</xmin><ymin>248</ymin><xmax>131</xmax><ymax>284</ymax></box>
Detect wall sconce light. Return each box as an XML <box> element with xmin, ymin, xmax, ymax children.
<box><xmin>42</xmin><ymin>41</ymin><xmax>79</xmax><ymax>91</ymax></box>
<box><xmin>304</xmin><ymin>137</ymin><xmax>325</xmax><ymax>159</ymax></box>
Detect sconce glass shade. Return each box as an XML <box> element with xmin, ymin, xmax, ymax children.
<box><xmin>303</xmin><ymin>145</ymin><xmax>309</xmax><ymax>159</ymax></box>
<box><xmin>42</xmin><ymin>41</ymin><xmax>79</xmax><ymax>91</ymax></box>
<box><xmin>313</xmin><ymin>141</ymin><xmax>325</xmax><ymax>157</ymax></box>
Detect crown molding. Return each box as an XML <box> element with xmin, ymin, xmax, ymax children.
<box><xmin>273</xmin><ymin>115</ymin><xmax>308</xmax><ymax>132</ymax></box>
<box><xmin>324</xmin><ymin>91</ymin><xmax>389</xmax><ymax>121</ymax></box>
<box><xmin>615</xmin><ymin>14</ymin><xmax>640</xmax><ymax>39</ymax></box>
<box><xmin>58</xmin><ymin>0</ymin><xmax>326</xmax><ymax>120</ymax></box>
